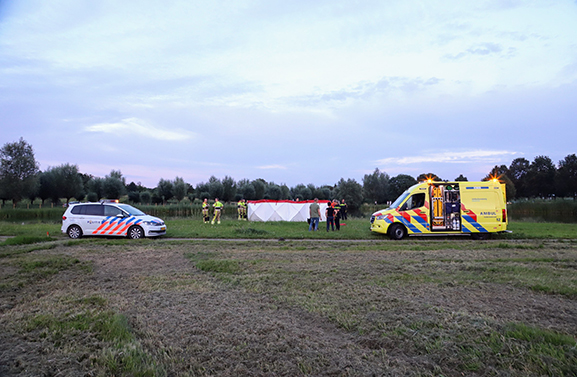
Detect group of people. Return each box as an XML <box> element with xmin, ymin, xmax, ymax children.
<box><xmin>308</xmin><ymin>198</ymin><xmax>348</xmax><ymax>231</ymax></box>
<box><xmin>202</xmin><ymin>198</ymin><xmax>247</xmax><ymax>224</ymax></box>
<box><xmin>202</xmin><ymin>198</ymin><xmax>223</xmax><ymax>224</ymax></box>
<box><xmin>204</xmin><ymin>198</ymin><xmax>348</xmax><ymax>229</ymax></box>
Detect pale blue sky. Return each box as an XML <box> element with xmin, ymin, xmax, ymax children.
<box><xmin>1</xmin><ymin>0</ymin><xmax>576</xmax><ymax>187</ymax></box>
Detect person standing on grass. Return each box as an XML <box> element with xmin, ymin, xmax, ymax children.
<box><xmin>241</xmin><ymin>199</ymin><xmax>248</xmax><ymax>220</ymax></box>
<box><xmin>212</xmin><ymin>198</ymin><xmax>223</xmax><ymax>224</ymax></box>
<box><xmin>340</xmin><ymin>199</ymin><xmax>348</xmax><ymax>220</ymax></box>
<box><xmin>202</xmin><ymin>198</ymin><xmax>210</xmax><ymax>223</ymax></box>
<box><xmin>237</xmin><ymin>198</ymin><xmax>244</xmax><ymax>220</ymax></box>
<box><xmin>333</xmin><ymin>199</ymin><xmax>341</xmax><ymax>231</ymax></box>
<box><xmin>309</xmin><ymin>198</ymin><xmax>321</xmax><ymax>231</ymax></box>
<box><xmin>325</xmin><ymin>201</ymin><xmax>335</xmax><ymax>231</ymax></box>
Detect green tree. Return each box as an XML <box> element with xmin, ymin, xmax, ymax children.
<box><xmin>140</xmin><ymin>190</ymin><xmax>152</xmax><ymax>204</ymax></box>
<box><xmin>387</xmin><ymin>174</ymin><xmax>417</xmax><ymax>201</ymax></box>
<box><xmin>172</xmin><ymin>177</ymin><xmax>187</xmax><ymax>203</ymax></box>
<box><xmin>509</xmin><ymin>157</ymin><xmax>530</xmax><ymax>198</ymax></box>
<box><xmin>0</xmin><ymin>138</ymin><xmax>39</xmax><ymax>205</ymax></box>
<box><xmin>52</xmin><ymin>164</ymin><xmax>84</xmax><ymax>205</ymax></box>
<box><xmin>208</xmin><ymin>176</ymin><xmax>224</xmax><ymax>200</ymax></box>
<box><xmin>556</xmin><ymin>154</ymin><xmax>577</xmax><ymax>199</ymax></box>
<box><xmin>363</xmin><ymin>168</ymin><xmax>389</xmax><ymax>204</ymax></box>
<box><xmin>252</xmin><ymin>179</ymin><xmax>266</xmax><ymax>200</ymax></box>
<box><xmin>291</xmin><ymin>184</ymin><xmax>312</xmax><ymax>201</ymax></box>
<box><xmin>334</xmin><ymin>178</ymin><xmax>363</xmax><ymax>212</ymax></box>
<box><xmin>37</xmin><ymin>170</ymin><xmax>55</xmax><ymax>205</ymax></box>
<box><xmin>317</xmin><ymin>185</ymin><xmax>332</xmax><ymax>200</ymax></box>
<box><xmin>265</xmin><ymin>183</ymin><xmax>282</xmax><ymax>200</ymax></box>
<box><xmin>280</xmin><ymin>184</ymin><xmax>291</xmax><ymax>200</ymax></box>
<box><xmin>87</xmin><ymin>177</ymin><xmax>103</xmax><ymax>201</ymax></box>
<box><xmin>128</xmin><ymin>191</ymin><xmax>141</xmax><ymax>203</ymax></box>
<box><xmin>102</xmin><ymin>171</ymin><xmax>126</xmax><ymax>199</ymax></box>
<box><xmin>527</xmin><ymin>156</ymin><xmax>556</xmax><ymax>198</ymax></box>
<box><xmin>239</xmin><ymin>182</ymin><xmax>255</xmax><ymax>200</ymax></box>
<box><xmin>195</xmin><ymin>181</ymin><xmax>209</xmax><ymax>200</ymax></box>
<box><xmin>157</xmin><ymin>178</ymin><xmax>174</xmax><ymax>204</ymax></box>
<box><xmin>222</xmin><ymin>176</ymin><xmax>237</xmax><ymax>202</ymax></box>
<box><xmin>454</xmin><ymin>174</ymin><xmax>468</xmax><ymax>181</ymax></box>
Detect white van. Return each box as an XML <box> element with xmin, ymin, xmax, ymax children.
<box><xmin>61</xmin><ymin>201</ymin><xmax>166</xmax><ymax>239</ymax></box>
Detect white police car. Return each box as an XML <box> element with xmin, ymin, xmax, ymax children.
<box><xmin>61</xmin><ymin>201</ymin><xmax>166</xmax><ymax>239</ymax></box>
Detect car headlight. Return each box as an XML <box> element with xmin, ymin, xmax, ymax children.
<box><xmin>142</xmin><ymin>221</ymin><xmax>163</xmax><ymax>226</ymax></box>
<box><xmin>375</xmin><ymin>215</ymin><xmax>386</xmax><ymax>221</ymax></box>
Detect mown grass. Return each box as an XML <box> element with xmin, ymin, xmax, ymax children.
<box><xmin>182</xmin><ymin>241</ymin><xmax>577</xmax><ymax>376</ymax></box>
<box><xmin>1</xmin><ymin>236</ymin><xmax>165</xmax><ymax>376</ymax></box>
<box><xmin>0</xmin><ymin>253</ymin><xmax>91</xmax><ymax>292</ymax></box>
<box><xmin>0</xmin><ymin>234</ymin><xmax>54</xmax><ymax>246</ymax></box>
<box><xmin>1</xmin><ymin>238</ymin><xmax>576</xmax><ymax>375</ymax></box>
<box><xmin>24</xmin><ymin>296</ymin><xmax>165</xmax><ymax>376</ymax></box>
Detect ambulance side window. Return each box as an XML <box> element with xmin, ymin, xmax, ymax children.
<box><xmin>401</xmin><ymin>193</ymin><xmax>425</xmax><ymax>211</ymax></box>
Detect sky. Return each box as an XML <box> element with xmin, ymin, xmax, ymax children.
<box><xmin>1</xmin><ymin>0</ymin><xmax>576</xmax><ymax>188</ymax></box>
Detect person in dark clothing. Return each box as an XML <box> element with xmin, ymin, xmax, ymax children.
<box><xmin>333</xmin><ymin>199</ymin><xmax>341</xmax><ymax>231</ymax></box>
<box><xmin>340</xmin><ymin>199</ymin><xmax>348</xmax><ymax>220</ymax></box>
<box><xmin>326</xmin><ymin>201</ymin><xmax>335</xmax><ymax>231</ymax></box>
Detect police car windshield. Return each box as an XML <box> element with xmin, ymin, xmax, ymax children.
<box><xmin>117</xmin><ymin>204</ymin><xmax>146</xmax><ymax>216</ymax></box>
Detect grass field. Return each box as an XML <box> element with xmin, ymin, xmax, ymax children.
<box><xmin>2</xmin><ymin>218</ymin><xmax>577</xmax><ymax>240</ymax></box>
<box><xmin>1</xmin><ymin>236</ymin><xmax>576</xmax><ymax>376</ymax></box>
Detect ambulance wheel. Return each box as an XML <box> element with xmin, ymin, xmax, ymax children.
<box><xmin>127</xmin><ymin>225</ymin><xmax>144</xmax><ymax>239</ymax></box>
<box><xmin>471</xmin><ymin>233</ymin><xmax>490</xmax><ymax>240</ymax></box>
<box><xmin>389</xmin><ymin>224</ymin><xmax>407</xmax><ymax>240</ymax></box>
<box><xmin>67</xmin><ymin>225</ymin><xmax>83</xmax><ymax>239</ymax></box>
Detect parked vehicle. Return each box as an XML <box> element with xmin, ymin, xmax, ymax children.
<box><xmin>370</xmin><ymin>180</ymin><xmax>508</xmax><ymax>240</ymax></box>
<box><xmin>61</xmin><ymin>200</ymin><xmax>166</xmax><ymax>239</ymax></box>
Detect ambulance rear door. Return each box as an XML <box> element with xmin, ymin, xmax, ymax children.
<box><xmin>460</xmin><ymin>184</ymin><xmax>503</xmax><ymax>233</ymax></box>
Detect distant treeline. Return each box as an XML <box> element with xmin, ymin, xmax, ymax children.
<box><xmin>1</xmin><ymin>139</ymin><xmax>576</xmax><ymax>212</ymax></box>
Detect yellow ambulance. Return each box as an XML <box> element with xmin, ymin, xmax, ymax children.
<box><xmin>370</xmin><ymin>179</ymin><xmax>508</xmax><ymax>240</ymax></box>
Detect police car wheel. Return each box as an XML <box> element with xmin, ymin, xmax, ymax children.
<box><xmin>67</xmin><ymin>225</ymin><xmax>82</xmax><ymax>239</ymax></box>
<box><xmin>389</xmin><ymin>224</ymin><xmax>406</xmax><ymax>240</ymax></box>
<box><xmin>128</xmin><ymin>226</ymin><xmax>144</xmax><ymax>239</ymax></box>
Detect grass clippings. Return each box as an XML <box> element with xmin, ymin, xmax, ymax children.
<box><xmin>0</xmin><ymin>238</ymin><xmax>576</xmax><ymax>376</ymax></box>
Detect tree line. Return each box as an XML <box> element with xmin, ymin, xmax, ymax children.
<box><xmin>1</xmin><ymin>138</ymin><xmax>576</xmax><ymax>213</ymax></box>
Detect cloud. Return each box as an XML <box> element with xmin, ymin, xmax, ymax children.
<box><xmin>84</xmin><ymin>118</ymin><xmax>194</xmax><ymax>141</ymax></box>
<box><xmin>257</xmin><ymin>164</ymin><xmax>288</xmax><ymax>170</ymax></box>
<box><xmin>376</xmin><ymin>150</ymin><xmax>519</xmax><ymax>165</ymax></box>
<box><xmin>291</xmin><ymin>76</ymin><xmax>443</xmax><ymax>107</ymax></box>
<box><xmin>444</xmin><ymin>42</ymin><xmax>505</xmax><ymax>60</ymax></box>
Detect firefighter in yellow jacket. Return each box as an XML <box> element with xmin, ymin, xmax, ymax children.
<box><xmin>212</xmin><ymin>198</ymin><xmax>223</xmax><ymax>224</ymax></box>
<box><xmin>242</xmin><ymin>200</ymin><xmax>248</xmax><ymax>220</ymax></box>
<box><xmin>202</xmin><ymin>198</ymin><xmax>209</xmax><ymax>223</ymax></box>
<box><xmin>237</xmin><ymin>199</ymin><xmax>245</xmax><ymax>220</ymax></box>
